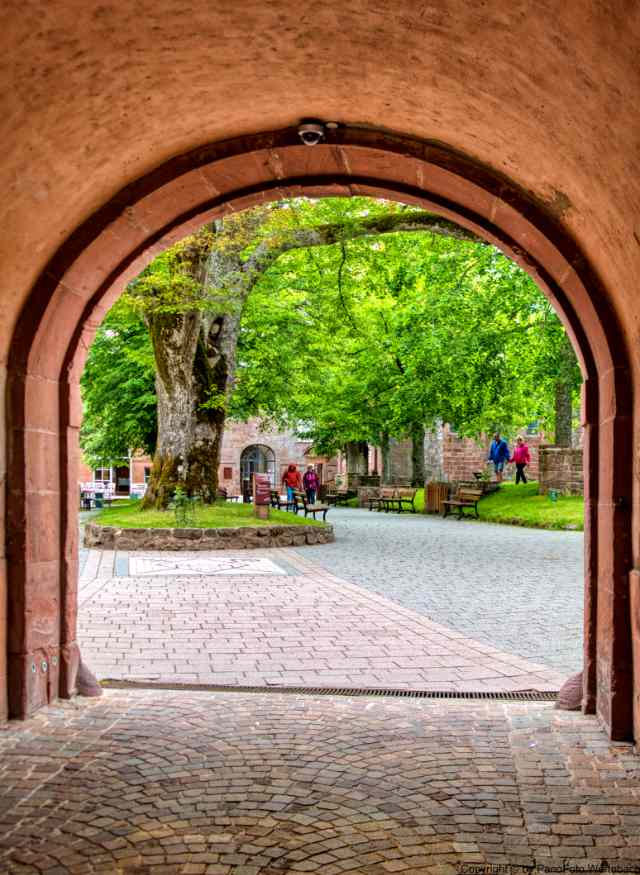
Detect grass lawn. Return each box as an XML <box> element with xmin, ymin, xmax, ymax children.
<box><xmin>93</xmin><ymin>500</ymin><xmax>326</xmax><ymax>529</ymax></box>
<box><xmin>344</xmin><ymin>488</ymin><xmax>426</xmax><ymax>511</ymax></box>
<box><xmin>478</xmin><ymin>481</ymin><xmax>584</xmax><ymax>531</ymax></box>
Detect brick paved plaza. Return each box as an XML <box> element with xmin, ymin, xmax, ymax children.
<box><xmin>0</xmin><ymin>510</ymin><xmax>598</xmax><ymax>873</ymax></box>
<box><xmin>2</xmin><ymin>690</ymin><xmax>640</xmax><ymax>874</ymax></box>
<box><xmin>78</xmin><ymin>542</ymin><xmax>566</xmax><ymax>692</ymax></box>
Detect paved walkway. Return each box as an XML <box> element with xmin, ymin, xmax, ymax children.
<box><xmin>295</xmin><ymin>509</ymin><xmax>584</xmax><ymax>675</ymax></box>
<box><xmin>2</xmin><ymin>689</ymin><xmax>640</xmax><ymax>874</ymax></box>
<box><xmin>79</xmin><ymin>548</ymin><xmax>565</xmax><ymax>692</ymax></box>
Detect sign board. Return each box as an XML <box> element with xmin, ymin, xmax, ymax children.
<box><xmin>253</xmin><ymin>473</ymin><xmax>271</xmax><ymax>506</ymax></box>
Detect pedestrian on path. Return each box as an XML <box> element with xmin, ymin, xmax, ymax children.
<box><xmin>510</xmin><ymin>435</ymin><xmax>531</xmax><ymax>484</ymax></box>
<box><xmin>488</xmin><ymin>432</ymin><xmax>510</xmax><ymax>483</ymax></box>
<box><xmin>282</xmin><ymin>464</ymin><xmax>302</xmax><ymax>503</ymax></box>
<box><xmin>303</xmin><ymin>465</ymin><xmax>320</xmax><ymax>504</ymax></box>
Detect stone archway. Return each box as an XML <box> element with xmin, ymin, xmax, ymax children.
<box><xmin>5</xmin><ymin>126</ymin><xmax>633</xmax><ymax>739</ymax></box>
<box><xmin>240</xmin><ymin>444</ymin><xmax>277</xmax><ymax>499</ymax></box>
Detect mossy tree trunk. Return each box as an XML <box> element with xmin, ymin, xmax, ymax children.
<box><xmin>345</xmin><ymin>440</ymin><xmax>369</xmax><ymax>476</ymax></box>
<box><xmin>142</xmin><ymin>311</ymin><xmax>236</xmax><ymax>508</ymax></box>
<box><xmin>410</xmin><ymin>423</ymin><xmax>426</xmax><ymax>487</ymax></box>
<box><xmin>554</xmin><ymin>333</ymin><xmax>577</xmax><ymax>447</ymax></box>
<box><xmin>380</xmin><ymin>431</ymin><xmax>391</xmax><ymax>483</ymax></box>
<box><xmin>141</xmin><ymin>228</ymin><xmax>248</xmax><ymax>509</ymax></box>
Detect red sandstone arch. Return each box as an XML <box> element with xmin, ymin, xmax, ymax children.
<box><xmin>5</xmin><ymin>126</ymin><xmax>634</xmax><ymax>739</ymax></box>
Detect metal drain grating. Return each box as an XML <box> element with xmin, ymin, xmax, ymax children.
<box><xmin>101</xmin><ymin>679</ymin><xmax>558</xmax><ymax>702</ymax></box>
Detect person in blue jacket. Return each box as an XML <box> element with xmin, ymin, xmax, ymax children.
<box><xmin>488</xmin><ymin>432</ymin><xmax>510</xmax><ymax>483</ymax></box>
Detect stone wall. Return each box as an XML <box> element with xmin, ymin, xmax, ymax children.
<box><xmin>442</xmin><ymin>428</ymin><xmax>545</xmax><ymax>482</ymax></box>
<box><xmin>539</xmin><ymin>447</ymin><xmax>584</xmax><ymax>496</ymax></box>
<box><xmin>84</xmin><ymin>521</ymin><xmax>334</xmax><ymax>550</ymax></box>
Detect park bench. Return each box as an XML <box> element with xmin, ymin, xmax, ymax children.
<box><xmin>381</xmin><ymin>487</ymin><xmax>418</xmax><ymax>513</ymax></box>
<box><xmin>217</xmin><ymin>487</ymin><xmax>241</xmax><ymax>502</ymax></box>
<box><xmin>368</xmin><ymin>487</ymin><xmax>396</xmax><ymax>511</ymax></box>
<box><xmin>325</xmin><ymin>489</ymin><xmax>355</xmax><ymax>506</ymax></box>
<box><xmin>442</xmin><ymin>486</ymin><xmax>483</xmax><ymax>520</ymax></box>
<box><xmin>270</xmin><ymin>489</ymin><xmax>294</xmax><ymax>511</ymax></box>
<box><xmin>293</xmin><ymin>490</ymin><xmax>330</xmax><ymax>521</ymax></box>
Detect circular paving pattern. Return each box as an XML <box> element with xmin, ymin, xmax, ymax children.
<box><xmin>2</xmin><ymin>690</ymin><xmax>639</xmax><ymax>874</ymax></box>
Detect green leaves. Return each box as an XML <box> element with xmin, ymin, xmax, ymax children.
<box><xmin>80</xmin><ymin>297</ymin><xmax>157</xmax><ymax>466</ymax></box>
<box><xmin>81</xmin><ymin>196</ymin><xmax>580</xmax><ymax>471</ymax></box>
<box><xmin>230</xmin><ymin>203</ymin><xmax>580</xmax><ymax>448</ymax></box>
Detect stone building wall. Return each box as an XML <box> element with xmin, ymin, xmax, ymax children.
<box><xmin>538</xmin><ymin>447</ymin><xmax>584</xmax><ymax>496</ymax></box>
<box><xmin>79</xmin><ymin>420</ymin><xmax>338</xmax><ymax>496</ymax></box>
<box><xmin>442</xmin><ymin>427</ymin><xmax>545</xmax><ymax>482</ymax></box>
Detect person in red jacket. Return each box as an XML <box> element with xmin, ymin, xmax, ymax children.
<box><xmin>282</xmin><ymin>464</ymin><xmax>302</xmax><ymax>503</ymax></box>
<box><xmin>510</xmin><ymin>436</ymin><xmax>531</xmax><ymax>484</ymax></box>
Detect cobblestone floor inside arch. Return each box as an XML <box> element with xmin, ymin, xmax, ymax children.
<box><xmin>1</xmin><ymin>690</ymin><xmax>640</xmax><ymax>874</ymax></box>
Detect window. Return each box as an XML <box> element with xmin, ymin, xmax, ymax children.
<box><xmin>94</xmin><ymin>467</ymin><xmax>110</xmax><ymax>482</ymax></box>
<box><xmin>223</xmin><ymin>467</ymin><xmax>233</xmax><ymax>480</ymax></box>
<box><xmin>144</xmin><ymin>467</ymin><xmax>151</xmax><ymax>483</ymax></box>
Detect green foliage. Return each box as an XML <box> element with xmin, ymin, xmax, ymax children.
<box><xmin>169</xmin><ymin>485</ymin><xmax>197</xmax><ymax>526</ymax></box>
<box><xmin>231</xmin><ymin>209</ymin><xmax>581</xmax><ymax>451</ymax></box>
<box><xmin>126</xmin><ymin>231</ymin><xmax>218</xmax><ymax>315</ymax></box>
<box><xmin>80</xmin><ymin>298</ymin><xmax>156</xmax><ymax>467</ymax></box>
<box><xmin>81</xmin><ymin>196</ymin><xmax>581</xmax><ymax>472</ymax></box>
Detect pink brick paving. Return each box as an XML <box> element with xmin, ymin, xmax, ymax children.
<box><xmin>78</xmin><ymin>548</ymin><xmax>565</xmax><ymax>692</ymax></box>
<box><xmin>1</xmin><ymin>691</ymin><xmax>639</xmax><ymax>873</ymax></box>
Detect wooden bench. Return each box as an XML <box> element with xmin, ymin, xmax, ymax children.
<box><xmin>325</xmin><ymin>490</ymin><xmax>355</xmax><ymax>506</ymax></box>
<box><xmin>442</xmin><ymin>487</ymin><xmax>483</xmax><ymax>520</ymax></box>
<box><xmin>368</xmin><ymin>487</ymin><xmax>396</xmax><ymax>511</ymax></box>
<box><xmin>377</xmin><ymin>487</ymin><xmax>418</xmax><ymax>513</ymax></box>
<box><xmin>394</xmin><ymin>487</ymin><xmax>418</xmax><ymax>513</ymax></box>
<box><xmin>270</xmin><ymin>490</ymin><xmax>294</xmax><ymax>511</ymax></box>
<box><xmin>293</xmin><ymin>491</ymin><xmax>330</xmax><ymax>521</ymax></box>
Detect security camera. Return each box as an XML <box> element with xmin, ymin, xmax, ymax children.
<box><xmin>298</xmin><ymin>122</ymin><xmax>325</xmax><ymax>146</ymax></box>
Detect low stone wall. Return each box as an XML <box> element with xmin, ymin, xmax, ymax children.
<box><xmin>84</xmin><ymin>522</ymin><xmax>334</xmax><ymax>551</ymax></box>
<box><xmin>539</xmin><ymin>447</ymin><xmax>584</xmax><ymax>496</ymax></box>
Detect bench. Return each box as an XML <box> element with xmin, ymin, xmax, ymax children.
<box><xmin>394</xmin><ymin>488</ymin><xmax>418</xmax><ymax>513</ymax></box>
<box><xmin>368</xmin><ymin>487</ymin><xmax>396</xmax><ymax>511</ymax></box>
<box><xmin>293</xmin><ymin>491</ymin><xmax>330</xmax><ymax>521</ymax></box>
<box><xmin>270</xmin><ymin>490</ymin><xmax>294</xmax><ymax>511</ymax></box>
<box><xmin>442</xmin><ymin>487</ymin><xmax>483</xmax><ymax>520</ymax></box>
<box><xmin>325</xmin><ymin>490</ymin><xmax>355</xmax><ymax>506</ymax></box>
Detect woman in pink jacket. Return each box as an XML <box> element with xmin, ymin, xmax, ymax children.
<box><xmin>510</xmin><ymin>436</ymin><xmax>531</xmax><ymax>484</ymax></box>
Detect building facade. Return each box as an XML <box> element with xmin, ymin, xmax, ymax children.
<box><xmin>79</xmin><ymin>419</ymin><xmax>338</xmax><ymax>498</ymax></box>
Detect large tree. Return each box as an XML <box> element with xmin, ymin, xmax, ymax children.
<box><xmin>82</xmin><ymin>196</ymin><xmax>581</xmax><ymax>507</ymax></box>
<box><xmin>123</xmin><ymin>199</ymin><xmax>480</xmax><ymax>507</ymax></box>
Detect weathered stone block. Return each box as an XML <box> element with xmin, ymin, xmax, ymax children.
<box><xmin>83</xmin><ymin>522</ymin><xmax>334</xmax><ymax>550</ymax></box>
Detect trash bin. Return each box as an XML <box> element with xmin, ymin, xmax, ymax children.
<box><xmin>549</xmin><ymin>489</ymin><xmax>559</xmax><ymax>502</ymax></box>
<box><xmin>94</xmin><ymin>490</ymin><xmax>104</xmax><ymax>509</ymax></box>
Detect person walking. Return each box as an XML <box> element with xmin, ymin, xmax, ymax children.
<box><xmin>487</xmin><ymin>432</ymin><xmax>510</xmax><ymax>483</ymax></box>
<box><xmin>303</xmin><ymin>464</ymin><xmax>320</xmax><ymax>504</ymax></box>
<box><xmin>282</xmin><ymin>464</ymin><xmax>302</xmax><ymax>503</ymax></box>
<box><xmin>510</xmin><ymin>435</ymin><xmax>531</xmax><ymax>484</ymax></box>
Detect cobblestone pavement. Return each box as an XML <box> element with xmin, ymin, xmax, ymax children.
<box><xmin>79</xmin><ymin>548</ymin><xmax>564</xmax><ymax>692</ymax></box>
<box><xmin>1</xmin><ymin>690</ymin><xmax>639</xmax><ymax>874</ymax></box>
<box><xmin>294</xmin><ymin>509</ymin><xmax>584</xmax><ymax>675</ymax></box>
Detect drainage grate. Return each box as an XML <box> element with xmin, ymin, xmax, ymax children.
<box><xmin>101</xmin><ymin>679</ymin><xmax>558</xmax><ymax>702</ymax></box>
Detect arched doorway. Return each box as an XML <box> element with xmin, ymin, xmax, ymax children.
<box><xmin>4</xmin><ymin>127</ymin><xmax>633</xmax><ymax>740</ymax></box>
<box><xmin>240</xmin><ymin>444</ymin><xmax>276</xmax><ymax>501</ymax></box>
